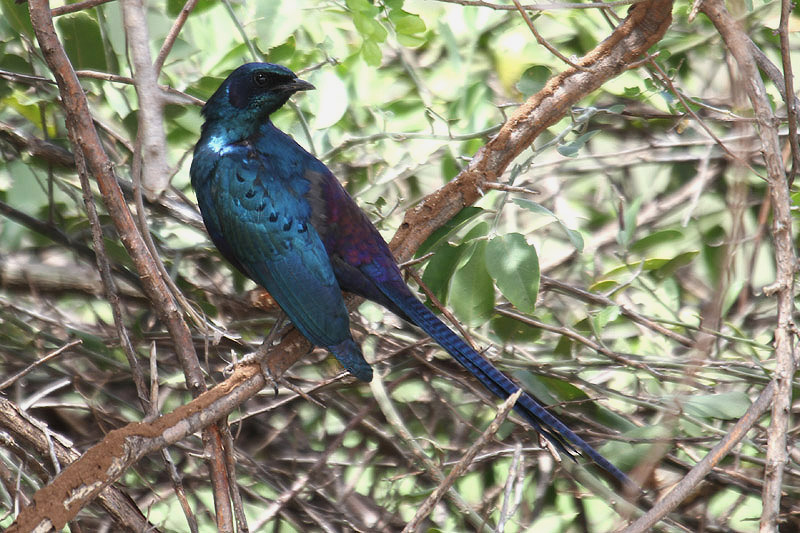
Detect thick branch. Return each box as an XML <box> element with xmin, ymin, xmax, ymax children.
<box><xmin>22</xmin><ymin>2</ymin><xmax>232</xmax><ymax>529</ymax></box>
<box><xmin>0</xmin><ymin>398</ymin><xmax>153</xmax><ymax>532</ymax></box>
<box><xmin>27</xmin><ymin>0</ymin><xmax>203</xmax><ymax>395</ymax></box>
<box><xmin>389</xmin><ymin>0</ymin><xmax>674</xmax><ymax>262</ymax></box>
<box><xmin>6</xmin><ymin>366</ymin><xmax>264</xmax><ymax>532</ymax></box>
<box><xmin>0</xmin><ymin>121</ymin><xmax>74</xmax><ymax>167</ymax></box>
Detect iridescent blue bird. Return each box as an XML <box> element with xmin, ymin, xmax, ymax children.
<box><xmin>191</xmin><ymin>62</ymin><xmax>633</xmax><ymax>488</ymax></box>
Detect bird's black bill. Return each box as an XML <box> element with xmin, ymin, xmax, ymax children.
<box><xmin>282</xmin><ymin>79</ymin><xmax>315</xmax><ymax>93</ymax></box>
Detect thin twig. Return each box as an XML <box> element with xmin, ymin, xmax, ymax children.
<box><xmin>778</xmin><ymin>0</ymin><xmax>799</xmax><ymax>183</ymax></box>
<box><xmin>51</xmin><ymin>0</ymin><xmax>115</xmax><ymax>17</ymax></box>
<box><xmin>0</xmin><ymin>340</ymin><xmax>82</xmax><ymax>391</ymax></box>
<box><xmin>621</xmin><ymin>381</ymin><xmax>776</xmax><ymax>533</ymax></box>
<box><xmin>511</xmin><ymin>0</ymin><xmax>588</xmax><ymax>71</ymax></box>
<box><xmin>154</xmin><ymin>0</ymin><xmax>200</xmax><ymax>74</ymax></box>
<box><xmin>434</xmin><ymin>0</ymin><xmax>645</xmax><ymax>11</ymax></box>
<box><xmin>402</xmin><ymin>390</ymin><xmax>522</xmax><ymax>532</ymax></box>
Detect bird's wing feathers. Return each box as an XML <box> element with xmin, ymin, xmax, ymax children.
<box><xmin>304</xmin><ymin>168</ymin><xmax>412</xmax><ymax>319</ymax></box>
<box><xmin>209</xmin><ymin>154</ymin><xmax>352</xmax><ymax>349</ymax></box>
<box><xmin>191</xmin><ymin>95</ymin><xmax>631</xmax><ymax>485</ymax></box>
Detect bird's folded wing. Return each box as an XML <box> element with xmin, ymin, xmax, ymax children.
<box><xmin>212</xmin><ymin>157</ymin><xmax>354</xmax><ymax>349</ymax></box>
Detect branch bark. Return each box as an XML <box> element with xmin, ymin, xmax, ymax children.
<box><xmin>6</xmin><ymin>367</ymin><xmax>265</xmax><ymax>533</ymax></box>
<box><xmin>620</xmin><ymin>381</ymin><xmax>777</xmax><ymax>533</ymax></box>
<box><xmin>27</xmin><ymin>0</ymin><xmax>204</xmax><ymax>396</ymax></box>
<box><xmin>0</xmin><ymin>398</ymin><xmax>153</xmax><ymax>532</ymax></box>
<box><xmin>20</xmin><ymin>1</ymin><xmax>231</xmax><ymax>530</ymax></box>
<box><xmin>121</xmin><ymin>0</ymin><xmax>171</xmax><ymax>199</ymax></box>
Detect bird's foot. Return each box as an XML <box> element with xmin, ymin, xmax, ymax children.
<box><xmin>226</xmin><ymin>343</ymin><xmax>280</xmax><ymax>397</ymax></box>
<box><xmin>256</xmin><ymin>358</ymin><xmax>280</xmax><ymax>398</ymax></box>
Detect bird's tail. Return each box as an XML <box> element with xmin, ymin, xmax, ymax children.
<box><xmin>329</xmin><ymin>338</ymin><xmax>373</xmax><ymax>382</ymax></box>
<box><xmin>380</xmin><ymin>281</ymin><xmax>635</xmax><ymax>489</ymax></box>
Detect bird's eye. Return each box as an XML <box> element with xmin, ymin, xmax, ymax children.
<box><xmin>253</xmin><ymin>71</ymin><xmax>270</xmax><ymax>87</ymax></box>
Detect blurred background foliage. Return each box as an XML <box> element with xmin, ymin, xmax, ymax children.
<box><xmin>0</xmin><ymin>0</ymin><xmax>797</xmax><ymax>531</ymax></box>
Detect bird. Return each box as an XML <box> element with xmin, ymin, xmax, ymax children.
<box><xmin>190</xmin><ymin>62</ymin><xmax>634</xmax><ymax>489</ymax></box>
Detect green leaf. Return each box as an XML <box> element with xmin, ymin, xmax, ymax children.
<box><xmin>630</xmin><ymin>229</ymin><xmax>684</xmax><ymax>254</ymax></box>
<box><xmin>391</xmin><ymin>12</ymin><xmax>426</xmax><ymax>36</ymax></box>
<box><xmin>0</xmin><ymin>0</ymin><xmax>33</xmax><ymax>37</ymax></box>
<box><xmin>421</xmin><ymin>243</ymin><xmax>465</xmax><ymax>305</ymax></box>
<box><xmin>599</xmin><ymin>425</ymin><xmax>670</xmax><ymax>471</ymax></box>
<box><xmin>361</xmin><ymin>39</ymin><xmax>382</xmax><ymax>66</ymax></box>
<box><xmin>353</xmin><ymin>14</ymin><xmax>387</xmax><ymax>42</ymax></box>
<box><xmin>450</xmin><ymin>240</ymin><xmax>494</xmax><ymax>327</ymax></box>
<box><xmin>56</xmin><ymin>12</ymin><xmax>107</xmax><ymax>71</ymax></box>
<box><xmin>516</xmin><ymin>65</ymin><xmax>551</xmax><ymax>97</ymax></box>
<box><xmin>416</xmin><ymin>206</ymin><xmax>484</xmax><ymax>256</ymax></box>
<box><xmin>512</xmin><ymin>198</ymin><xmax>584</xmax><ymax>252</ymax></box>
<box><xmin>601</xmin><ymin>253</ymin><xmax>696</xmax><ymax>279</ymax></box>
<box><xmin>459</xmin><ymin>221</ymin><xmax>490</xmax><ymax>245</ymax></box>
<box><xmin>186</xmin><ymin>75</ymin><xmax>226</xmax><ymax>101</ymax></box>
<box><xmin>592</xmin><ymin>305</ymin><xmax>620</xmax><ymax>331</ymax></box>
<box><xmin>490</xmin><ymin>315</ymin><xmax>541</xmax><ymax>343</ymax></box>
<box><xmin>682</xmin><ymin>392</ymin><xmax>751</xmax><ymax>420</ymax></box>
<box><xmin>616</xmin><ymin>197</ymin><xmax>642</xmax><ymax>248</ymax></box>
<box><xmin>267</xmin><ymin>36</ymin><xmax>297</xmax><ymax>64</ymax></box>
<box><xmin>167</xmin><ymin>0</ymin><xmax>216</xmax><ymax>16</ymax></box>
<box><xmin>623</xmin><ymin>86</ymin><xmax>641</xmax><ymax>97</ymax></box>
<box><xmin>588</xmin><ymin>279</ymin><xmax>619</xmax><ymax>292</ymax></box>
<box><xmin>654</xmin><ymin>250</ymin><xmax>699</xmax><ymax>278</ymax></box>
<box><xmin>346</xmin><ymin>0</ymin><xmax>378</xmax><ymax>15</ymax></box>
<box><xmin>396</xmin><ymin>33</ymin><xmax>427</xmax><ymax>47</ymax></box>
<box><xmin>485</xmin><ymin>233</ymin><xmax>539</xmax><ymax>314</ymax></box>
<box><xmin>557</xmin><ymin>129</ymin><xmax>600</xmax><ymax>157</ymax></box>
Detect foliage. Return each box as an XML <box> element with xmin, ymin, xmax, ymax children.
<box><xmin>0</xmin><ymin>0</ymin><xmax>797</xmax><ymax>531</ymax></box>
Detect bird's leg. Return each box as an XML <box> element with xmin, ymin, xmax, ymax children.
<box><xmin>252</xmin><ymin>311</ymin><xmax>289</xmax><ymax>361</ymax></box>
<box><xmin>254</xmin><ymin>312</ymin><xmax>288</xmax><ymax>396</ymax></box>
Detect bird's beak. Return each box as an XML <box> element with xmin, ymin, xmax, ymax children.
<box><xmin>284</xmin><ymin>78</ymin><xmax>315</xmax><ymax>93</ymax></box>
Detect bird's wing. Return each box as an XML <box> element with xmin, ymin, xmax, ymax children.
<box><xmin>209</xmin><ymin>154</ymin><xmax>354</xmax><ymax>350</ymax></box>
<box><xmin>304</xmin><ymin>167</ymin><xmax>412</xmax><ymax>319</ymax></box>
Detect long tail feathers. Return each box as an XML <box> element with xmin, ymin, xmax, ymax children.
<box><xmin>382</xmin><ymin>283</ymin><xmax>635</xmax><ymax>489</ymax></box>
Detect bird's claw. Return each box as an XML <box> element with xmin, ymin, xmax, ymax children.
<box><xmin>259</xmin><ymin>361</ymin><xmax>280</xmax><ymax>398</ymax></box>
<box><xmin>234</xmin><ymin>348</ymin><xmax>280</xmax><ymax>397</ymax></box>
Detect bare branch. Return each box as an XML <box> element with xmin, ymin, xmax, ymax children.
<box><xmin>121</xmin><ymin>0</ymin><xmax>171</xmax><ymax>200</ymax></box>
<box><xmin>389</xmin><ymin>0</ymin><xmax>674</xmax><ymax>263</ymax></box>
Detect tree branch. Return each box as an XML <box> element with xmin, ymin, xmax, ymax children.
<box><xmin>121</xmin><ymin>0</ymin><xmax>171</xmax><ymax>200</ymax></box>
<box><xmin>389</xmin><ymin>0</ymin><xmax>674</xmax><ymax>262</ymax></box>
<box><xmin>620</xmin><ymin>380</ymin><xmax>776</xmax><ymax>533</ymax></box>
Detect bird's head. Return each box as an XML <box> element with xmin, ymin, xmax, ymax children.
<box><xmin>201</xmin><ymin>62</ymin><xmax>315</xmax><ymax>125</ymax></box>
